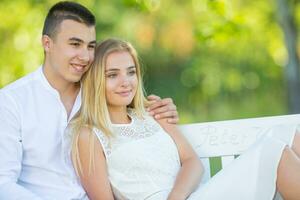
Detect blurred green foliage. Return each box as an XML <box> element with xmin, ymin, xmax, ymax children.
<box><xmin>0</xmin><ymin>0</ymin><xmax>299</xmax><ymax>123</ymax></box>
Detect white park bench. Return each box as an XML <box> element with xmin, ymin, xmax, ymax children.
<box><xmin>179</xmin><ymin>114</ymin><xmax>300</xmax><ymax>200</ymax></box>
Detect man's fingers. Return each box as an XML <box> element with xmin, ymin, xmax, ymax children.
<box><xmin>147</xmin><ymin>100</ymin><xmax>164</xmax><ymax>111</ymax></box>
<box><xmin>154</xmin><ymin>110</ymin><xmax>178</xmax><ymax>120</ymax></box>
<box><xmin>149</xmin><ymin>104</ymin><xmax>176</xmax><ymax>115</ymax></box>
<box><xmin>167</xmin><ymin>117</ymin><xmax>179</xmax><ymax>124</ymax></box>
<box><xmin>146</xmin><ymin>96</ymin><xmax>179</xmax><ymax>124</ymax></box>
<box><xmin>154</xmin><ymin>111</ymin><xmax>179</xmax><ymax>124</ymax></box>
<box><xmin>147</xmin><ymin>98</ymin><xmax>173</xmax><ymax>111</ymax></box>
<box><xmin>147</xmin><ymin>94</ymin><xmax>161</xmax><ymax>101</ymax></box>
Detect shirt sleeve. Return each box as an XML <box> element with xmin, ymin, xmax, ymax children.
<box><xmin>0</xmin><ymin>91</ymin><xmax>43</xmax><ymax>199</ymax></box>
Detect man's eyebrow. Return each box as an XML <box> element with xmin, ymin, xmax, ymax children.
<box><xmin>89</xmin><ymin>40</ymin><xmax>96</xmax><ymax>45</ymax></box>
<box><xmin>68</xmin><ymin>38</ymin><xmax>96</xmax><ymax>45</ymax></box>
<box><xmin>68</xmin><ymin>37</ymin><xmax>84</xmax><ymax>43</ymax></box>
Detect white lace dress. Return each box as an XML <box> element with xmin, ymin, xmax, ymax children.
<box><xmin>93</xmin><ymin>110</ymin><xmax>298</xmax><ymax>200</ymax></box>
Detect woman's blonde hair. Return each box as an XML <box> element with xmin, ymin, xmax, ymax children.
<box><xmin>70</xmin><ymin>38</ymin><xmax>148</xmax><ymax>175</ymax></box>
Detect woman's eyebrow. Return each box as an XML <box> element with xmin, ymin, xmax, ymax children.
<box><xmin>106</xmin><ymin>66</ymin><xmax>136</xmax><ymax>72</ymax></box>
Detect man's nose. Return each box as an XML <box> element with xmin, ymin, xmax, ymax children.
<box><xmin>79</xmin><ymin>48</ymin><xmax>90</xmax><ymax>62</ymax></box>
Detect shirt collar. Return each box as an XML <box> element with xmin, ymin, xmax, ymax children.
<box><xmin>69</xmin><ymin>89</ymin><xmax>82</xmax><ymax>122</ymax></box>
<box><xmin>36</xmin><ymin>65</ymin><xmax>82</xmax><ymax>121</ymax></box>
<box><xmin>36</xmin><ymin>65</ymin><xmax>60</xmax><ymax>98</ymax></box>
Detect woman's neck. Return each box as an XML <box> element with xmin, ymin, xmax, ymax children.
<box><xmin>108</xmin><ymin>106</ymin><xmax>131</xmax><ymax>124</ymax></box>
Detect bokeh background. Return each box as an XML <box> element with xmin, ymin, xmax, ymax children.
<box><xmin>1</xmin><ymin>0</ymin><xmax>300</xmax><ymax>123</ymax></box>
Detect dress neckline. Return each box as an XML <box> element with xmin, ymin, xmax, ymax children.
<box><xmin>111</xmin><ymin>109</ymin><xmax>135</xmax><ymax>127</ymax></box>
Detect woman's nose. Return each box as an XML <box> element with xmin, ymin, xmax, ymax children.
<box><xmin>120</xmin><ymin>75</ymin><xmax>130</xmax><ymax>87</ymax></box>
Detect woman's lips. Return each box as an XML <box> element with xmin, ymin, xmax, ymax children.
<box><xmin>116</xmin><ymin>90</ymin><xmax>132</xmax><ymax>97</ymax></box>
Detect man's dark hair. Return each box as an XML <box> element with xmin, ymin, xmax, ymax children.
<box><xmin>42</xmin><ymin>1</ymin><xmax>95</xmax><ymax>38</ymax></box>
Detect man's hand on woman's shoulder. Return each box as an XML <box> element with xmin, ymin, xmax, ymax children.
<box><xmin>146</xmin><ymin>94</ymin><xmax>179</xmax><ymax>124</ymax></box>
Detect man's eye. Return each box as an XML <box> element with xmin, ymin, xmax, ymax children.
<box><xmin>70</xmin><ymin>43</ymin><xmax>80</xmax><ymax>47</ymax></box>
<box><xmin>88</xmin><ymin>45</ymin><xmax>96</xmax><ymax>50</ymax></box>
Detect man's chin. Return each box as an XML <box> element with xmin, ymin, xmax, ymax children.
<box><xmin>68</xmin><ymin>75</ymin><xmax>83</xmax><ymax>83</ymax></box>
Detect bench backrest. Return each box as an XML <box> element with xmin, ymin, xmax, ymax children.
<box><xmin>179</xmin><ymin>114</ymin><xmax>300</xmax><ymax>183</ymax></box>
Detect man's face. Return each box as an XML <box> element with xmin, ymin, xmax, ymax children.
<box><xmin>45</xmin><ymin>19</ymin><xmax>96</xmax><ymax>84</ymax></box>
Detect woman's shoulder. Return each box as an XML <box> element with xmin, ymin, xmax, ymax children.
<box><xmin>91</xmin><ymin>126</ymin><xmax>112</xmax><ymax>156</ymax></box>
<box><xmin>75</xmin><ymin>126</ymin><xmax>109</xmax><ymax>145</ymax></box>
<box><xmin>75</xmin><ymin>126</ymin><xmax>100</xmax><ymax>147</ymax></box>
<box><xmin>91</xmin><ymin>126</ymin><xmax>109</xmax><ymax>140</ymax></box>
<box><xmin>78</xmin><ymin>126</ymin><xmax>93</xmax><ymax>138</ymax></box>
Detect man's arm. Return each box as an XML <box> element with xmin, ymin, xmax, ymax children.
<box><xmin>0</xmin><ymin>92</ymin><xmax>42</xmax><ymax>199</ymax></box>
<box><xmin>147</xmin><ymin>94</ymin><xmax>179</xmax><ymax>124</ymax></box>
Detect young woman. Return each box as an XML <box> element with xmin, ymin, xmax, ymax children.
<box><xmin>69</xmin><ymin>38</ymin><xmax>300</xmax><ymax>200</ymax></box>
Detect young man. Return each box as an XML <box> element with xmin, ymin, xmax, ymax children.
<box><xmin>0</xmin><ymin>1</ymin><xmax>178</xmax><ymax>199</ymax></box>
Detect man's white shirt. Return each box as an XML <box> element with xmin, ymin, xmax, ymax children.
<box><xmin>0</xmin><ymin>66</ymin><xmax>87</xmax><ymax>199</ymax></box>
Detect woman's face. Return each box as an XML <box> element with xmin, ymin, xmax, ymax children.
<box><xmin>105</xmin><ymin>51</ymin><xmax>138</xmax><ymax>110</ymax></box>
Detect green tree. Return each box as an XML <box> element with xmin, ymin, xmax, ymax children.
<box><xmin>0</xmin><ymin>0</ymin><xmax>299</xmax><ymax>122</ymax></box>
<box><xmin>276</xmin><ymin>0</ymin><xmax>300</xmax><ymax>113</ymax></box>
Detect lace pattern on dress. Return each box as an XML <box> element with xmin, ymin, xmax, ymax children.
<box><xmin>93</xmin><ymin>128</ymin><xmax>112</xmax><ymax>157</ymax></box>
<box><xmin>93</xmin><ymin>109</ymin><xmax>162</xmax><ymax>157</ymax></box>
<box><xmin>112</xmin><ymin>109</ymin><xmax>161</xmax><ymax>140</ymax></box>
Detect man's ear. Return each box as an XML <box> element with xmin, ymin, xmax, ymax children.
<box><xmin>41</xmin><ymin>35</ymin><xmax>52</xmax><ymax>52</ymax></box>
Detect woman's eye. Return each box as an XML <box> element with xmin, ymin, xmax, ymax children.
<box><xmin>107</xmin><ymin>74</ymin><xmax>117</xmax><ymax>78</ymax></box>
<box><xmin>128</xmin><ymin>70</ymin><xmax>136</xmax><ymax>76</ymax></box>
